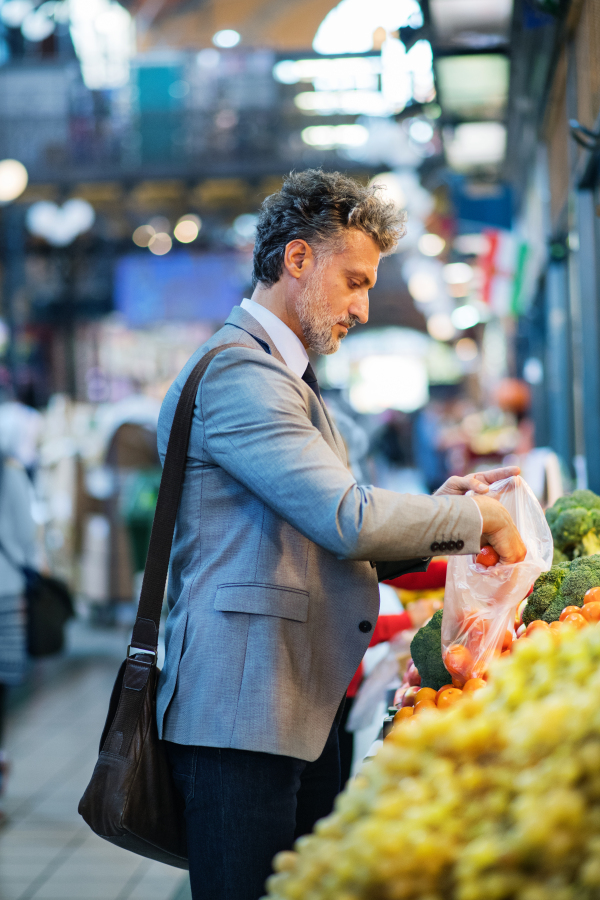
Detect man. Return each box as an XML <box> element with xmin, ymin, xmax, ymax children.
<box><xmin>157</xmin><ymin>170</ymin><xmax>525</xmax><ymax>900</ymax></box>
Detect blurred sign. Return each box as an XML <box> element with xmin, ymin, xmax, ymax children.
<box><xmin>114</xmin><ymin>251</ymin><xmax>250</xmax><ymax>326</ymax></box>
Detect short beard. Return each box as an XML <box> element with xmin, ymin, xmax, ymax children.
<box><xmin>296</xmin><ymin>268</ymin><xmax>359</xmax><ymax>355</ymax></box>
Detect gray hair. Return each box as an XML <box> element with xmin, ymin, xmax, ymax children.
<box><xmin>251</xmin><ymin>169</ymin><xmax>406</xmax><ymax>289</ymax></box>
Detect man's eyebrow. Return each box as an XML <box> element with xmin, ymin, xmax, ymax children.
<box><xmin>345</xmin><ymin>268</ymin><xmax>375</xmax><ymax>288</ymax></box>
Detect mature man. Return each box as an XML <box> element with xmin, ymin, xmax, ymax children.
<box><xmin>157</xmin><ymin>170</ymin><xmax>525</xmax><ymax>900</ymax></box>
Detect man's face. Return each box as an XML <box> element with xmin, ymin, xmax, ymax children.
<box><xmin>295</xmin><ymin>229</ymin><xmax>380</xmax><ymax>355</ymax></box>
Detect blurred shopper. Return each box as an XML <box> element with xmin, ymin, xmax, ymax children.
<box><xmin>156</xmin><ymin>170</ymin><xmax>526</xmax><ymax>900</ymax></box>
<box><xmin>0</xmin><ymin>452</ymin><xmax>37</xmax><ymax>821</ymax></box>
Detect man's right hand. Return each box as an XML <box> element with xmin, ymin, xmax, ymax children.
<box><xmin>471</xmin><ymin>494</ymin><xmax>527</xmax><ymax>565</ymax></box>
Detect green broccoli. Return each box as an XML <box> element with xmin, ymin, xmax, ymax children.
<box><xmin>523</xmin><ymin>553</ymin><xmax>600</xmax><ymax>624</ymax></box>
<box><xmin>410</xmin><ymin>609</ymin><xmax>449</xmax><ymax>691</ymax></box>
<box><xmin>546</xmin><ymin>490</ymin><xmax>600</xmax><ymax>559</ymax></box>
<box><xmin>522</xmin><ymin>566</ymin><xmax>567</xmax><ymax>625</ymax></box>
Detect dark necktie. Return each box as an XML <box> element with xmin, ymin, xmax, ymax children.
<box><xmin>302</xmin><ymin>362</ymin><xmax>321</xmax><ymax>400</ymax></box>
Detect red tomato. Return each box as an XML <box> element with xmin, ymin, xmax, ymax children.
<box><xmin>475</xmin><ymin>545</ymin><xmax>500</xmax><ymax>567</ymax></box>
<box><xmin>584</xmin><ymin>587</ymin><xmax>600</xmax><ymax>605</ymax></box>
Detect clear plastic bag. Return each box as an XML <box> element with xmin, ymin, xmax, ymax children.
<box><xmin>442</xmin><ymin>475</ymin><xmax>553</xmax><ymax>685</ymax></box>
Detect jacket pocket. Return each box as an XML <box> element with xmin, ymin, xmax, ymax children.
<box><xmin>214</xmin><ymin>583</ymin><xmax>309</xmax><ymax>623</ymax></box>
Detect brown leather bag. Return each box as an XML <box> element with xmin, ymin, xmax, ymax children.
<box><xmin>78</xmin><ymin>344</ymin><xmax>243</xmax><ymax>868</ymax></box>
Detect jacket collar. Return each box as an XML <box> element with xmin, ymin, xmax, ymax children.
<box><xmin>225</xmin><ymin>305</ymin><xmax>286</xmax><ymax>366</ymax></box>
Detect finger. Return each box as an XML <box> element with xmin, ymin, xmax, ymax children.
<box><xmin>463</xmin><ymin>474</ymin><xmax>489</xmax><ymax>493</ymax></box>
<box><xmin>474</xmin><ymin>466</ymin><xmax>520</xmax><ymax>485</ymax></box>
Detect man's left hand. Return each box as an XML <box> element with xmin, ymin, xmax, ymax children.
<box><xmin>434</xmin><ymin>466</ymin><xmax>520</xmax><ymax>497</ymax></box>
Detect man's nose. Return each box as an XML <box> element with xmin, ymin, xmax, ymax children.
<box><xmin>349</xmin><ymin>291</ymin><xmax>369</xmax><ymax>325</ymax></box>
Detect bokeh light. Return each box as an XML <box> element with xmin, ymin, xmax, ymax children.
<box><xmin>212</xmin><ymin>29</ymin><xmax>240</xmax><ymax>48</ymax></box>
<box><xmin>418</xmin><ymin>233</ymin><xmax>445</xmax><ymax>257</ymax></box>
<box><xmin>0</xmin><ymin>158</ymin><xmax>28</xmax><ymax>202</ymax></box>
<box><xmin>408</xmin><ymin>271</ymin><xmax>438</xmax><ymax>303</ymax></box>
<box><xmin>148</xmin><ymin>233</ymin><xmax>172</xmax><ymax>256</ymax></box>
<box><xmin>132</xmin><ymin>225</ymin><xmax>155</xmax><ymax>248</ymax></box>
<box><xmin>174</xmin><ymin>214</ymin><xmax>201</xmax><ymax>243</ymax></box>
<box><xmin>427</xmin><ymin>313</ymin><xmax>456</xmax><ymax>342</ymax></box>
<box><xmin>455</xmin><ymin>337</ymin><xmax>479</xmax><ymax>361</ymax></box>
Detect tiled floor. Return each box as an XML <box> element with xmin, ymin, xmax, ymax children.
<box><xmin>0</xmin><ymin>621</ymin><xmax>190</xmax><ymax>900</ymax></box>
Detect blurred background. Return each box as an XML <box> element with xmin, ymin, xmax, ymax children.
<box><xmin>0</xmin><ymin>0</ymin><xmax>595</xmax><ymax>897</ymax></box>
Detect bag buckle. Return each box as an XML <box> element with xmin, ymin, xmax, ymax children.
<box><xmin>127</xmin><ymin>645</ymin><xmax>157</xmax><ymax>663</ymax></box>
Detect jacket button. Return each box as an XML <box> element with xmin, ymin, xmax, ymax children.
<box><xmin>359</xmin><ymin>620</ymin><xmax>372</xmax><ymax>633</ymax></box>
<box><xmin>430</xmin><ymin>541</ymin><xmax>439</xmax><ymax>552</ymax></box>
<box><xmin>447</xmin><ymin>540</ymin><xmax>456</xmax><ymax>551</ymax></box>
<box><xmin>439</xmin><ymin>541</ymin><xmax>448</xmax><ymax>552</ymax></box>
<box><xmin>456</xmin><ymin>539</ymin><xmax>464</xmax><ymax>550</ymax></box>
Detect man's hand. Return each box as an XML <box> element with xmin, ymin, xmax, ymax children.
<box><xmin>435</xmin><ymin>466</ymin><xmax>520</xmax><ymax>497</ymax></box>
<box><xmin>407</xmin><ymin>598</ymin><xmax>443</xmax><ymax>629</ymax></box>
<box><xmin>471</xmin><ymin>494</ymin><xmax>527</xmax><ymax>565</ymax></box>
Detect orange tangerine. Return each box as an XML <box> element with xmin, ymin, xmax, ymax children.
<box><xmin>415</xmin><ymin>687</ymin><xmax>438</xmax><ymax>705</ymax></box>
<box><xmin>561</xmin><ymin>612</ymin><xmax>587</xmax><ymax>631</ymax></box>
<box><xmin>394</xmin><ymin>707</ymin><xmax>414</xmax><ymax>722</ymax></box>
<box><xmin>462</xmin><ymin>678</ymin><xmax>486</xmax><ymax>693</ymax></box>
<box><xmin>444</xmin><ymin>644</ymin><xmax>474</xmax><ymax>681</ymax></box>
<box><xmin>559</xmin><ymin>606</ymin><xmax>583</xmax><ymax>622</ymax></box>
<box><xmin>437</xmin><ymin>688</ymin><xmax>463</xmax><ymax>709</ymax></box>
<box><xmin>525</xmin><ymin>620</ymin><xmax>551</xmax><ymax>636</ymax></box>
<box><xmin>435</xmin><ymin>684</ymin><xmax>454</xmax><ymax>702</ymax></box>
<box><xmin>582</xmin><ymin>601</ymin><xmax>600</xmax><ymax>623</ymax></box>
<box><xmin>584</xmin><ymin>587</ymin><xmax>600</xmax><ymax>604</ymax></box>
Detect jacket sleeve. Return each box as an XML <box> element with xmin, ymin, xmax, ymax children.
<box><xmin>199</xmin><ymin>346</ymin><xmax>482</xmax><ymax>562</ymax></box>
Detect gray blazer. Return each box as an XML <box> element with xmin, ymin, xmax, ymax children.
<box><xmin>156</xmin><ymin>306</ymin><xmax>481</xmax><ymax>761</ymax></box>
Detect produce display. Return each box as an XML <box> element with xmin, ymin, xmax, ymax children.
<box><xmin>265</xmin><ymin>626</ymin><xmax>600</xmax><ymax>900</ymax></box>
<box><xmin>522</xmin><ymin>554</ymin><xmax>600</xmax><ymax>625</ymax></box>
<box><xmin>546</xmin><ymin>489</ymin><xmax>600</xmax><ymax>562</ymax></box>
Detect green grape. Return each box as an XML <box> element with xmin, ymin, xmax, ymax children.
<box><xmin>263</xmin><ymin>627</ymin><xmax>600</xmax><ymax>900</ymax></box>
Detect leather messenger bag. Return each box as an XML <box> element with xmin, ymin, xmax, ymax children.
<box><xmin>78</xmin><ymin>343</ymin><xmax>245</xmax><ymax>868</ymax></box>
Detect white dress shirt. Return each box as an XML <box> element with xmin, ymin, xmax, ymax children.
<box><xmin>241</xmin><ymin>297</ymin><xmax>309</xmax><ymax>378</ymax></box>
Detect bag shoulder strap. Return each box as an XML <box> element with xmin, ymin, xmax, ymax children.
<box><xmin>130</xmin><ymin>342</ymin><xmax>249</xmax><ymax>655</ymax></box>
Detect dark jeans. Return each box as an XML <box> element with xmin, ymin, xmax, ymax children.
<box><xmin>165</xmin><ymin>722</ymin><xmax>340</xmax><ymax>900</ymax></box>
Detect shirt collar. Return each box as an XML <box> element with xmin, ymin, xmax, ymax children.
<box><xmin>240</xmin><ymin>298</ymin><xmax>309</xmax><ymax>378</ymax></box>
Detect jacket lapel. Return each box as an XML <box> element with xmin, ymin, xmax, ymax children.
<box><xmin>225</xmin><ymin>306</ymin><xmax>286</xmax><ymax>366</ymax></box>
<box><xmin>225</xmin><ymin>306</ymin><xmax>347</xmax><ymax>463</ymax></box>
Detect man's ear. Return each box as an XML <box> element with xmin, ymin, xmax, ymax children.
<box><xmin>284</xmin><ymin>239</ymin><xmax>313</xmax><ymax>280</ymax></box>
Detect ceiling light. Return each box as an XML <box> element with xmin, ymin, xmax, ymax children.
<box><xmin>301</xmin><ymin>124</ymin><xmax>368</xmax><ymax>148</ymax></box>
<box><xmin>409</xmin><ymin>119</ymin><xmax>434</xmax><ymax>143</ymax></box>
<box><xmin>313</xmin><ymin>0</ymin><xmax>422</xmax><ymax>55</ymax></box>
<box><xmin>451</xmin><ymin>305</ymin><xmax>480</xmax><ymax>330</ymax></box>
<box><xmin>427</xmin><ymin>313</ymin><xmax>455</xmax><ymax>342</ymax></box>
<box><xmin>455</xmin><ymin>337</ymin><xmax>479</xmax><ymax>361</ymax></box>
<box><xmin>212</xmin><ymin>29</ymin><xmax>240</xmax><ymax>48</ymax></box>
<box><xmin>444</xmin><ymin>122</ymin><xmax>507</xmax><ymax>170</ymax></box>
<box><xmin>0</xmin><ymin>158</ymin><xmax>28</xmax><ymax>202</ymax></box>
<box><xmin>408</xmin><ymin>272</ymin><xmax>438</xmax><ymax>303</ymax></box>
<box><xmin>294</xmin><ymin>90</ymin><xmax>393</xmax><ymax>116</ymax></box>
<box><xmin>148</xmin><ymin>233</ymin><xmax>172</xmax><ymax>256</ymax></box>
<box><xmin>132</xmin><ymin>225</ymin><xmax>155</xmax><ymax>247</ymax></box>
<box><xmin>418</xmin><ymin>233</ymin><xmax>445</xmax><ymax>256</ymax></box>
<box><xmin>26</xmin><ymin>198</ymin><xmax>95</xmax><ymax>246</ymax></box>
<box><xmin>443</xmin><ymin>262</ymin><xmax>474</xmax><ymax>284</ymax></box>
<box><xmin>174</xmin><ymin>214</ymin><xmax>201</xmax><ymax>243</ymax></box>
